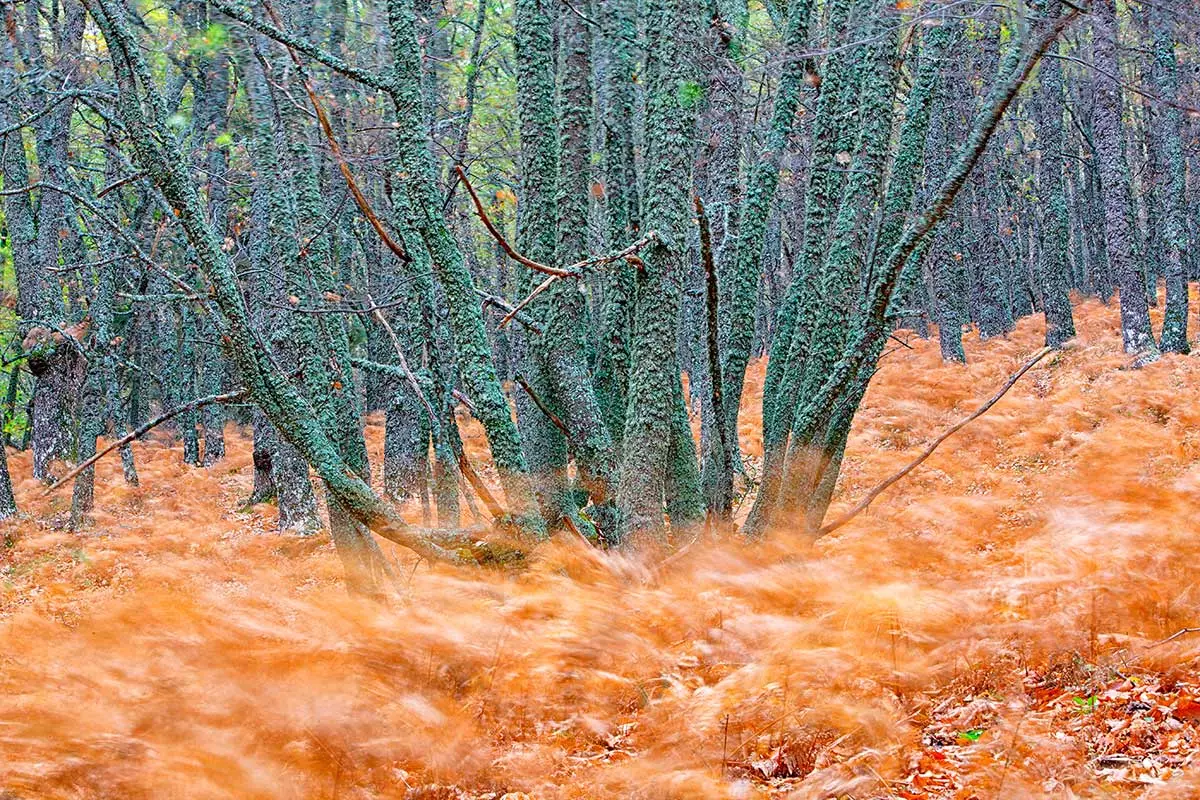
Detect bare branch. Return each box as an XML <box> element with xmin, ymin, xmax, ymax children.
<box><xmin>817</xmin><ymin>347</ymin><xmax>1053</xmax><ymax>537</ymax></box>
<box><xmin>456</xmin><ymin>165</ymin><xmax>573</xmax><ymax>277</ymax></box>
<box><xmin>44</xmin><ymin>389</ymin><xmax>249</xmax><ymax>496</ymax></box>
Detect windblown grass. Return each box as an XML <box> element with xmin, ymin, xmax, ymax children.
<box><xmin>4</xmin><ymin>297</ymin><xmax>1200</xmax><ymax>798</ymax></box>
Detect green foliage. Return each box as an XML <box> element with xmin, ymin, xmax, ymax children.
<box><xmin>676</xmin><ymin>80</ymin><xmax>705</xmax><ymax>109</ymax></box>
<box><xmin>186</xmin><ymin>23</ymin><xmax>229</xmax><ymax>57</ymax></box>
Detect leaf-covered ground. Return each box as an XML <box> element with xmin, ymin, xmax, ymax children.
<box><xmin>5</xmin><ymin>297</ymin><xmax>1200</xmax><ymax>798</ymax></box>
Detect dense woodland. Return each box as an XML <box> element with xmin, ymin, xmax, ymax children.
<box><xmin>5</xmin><ymin>0</ymin><xmax>1200</xmax><ymax>794</ymax></box>
<box><xmin>0</xmin><ymin>0</ymin><xmax>1198</xmax><ymax>585</ymax></box>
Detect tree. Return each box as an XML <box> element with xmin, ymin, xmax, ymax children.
<box><xmin>1091</xmin><ymin>0</ymin><xmax>1156</xmax><ymax>357</ymax></box>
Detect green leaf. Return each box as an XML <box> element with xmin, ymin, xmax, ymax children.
<box><xmin>958</xmin><ymin>728</ymin><xmax>984</xmax><ymax>742</ymax></box>
<box><xmin>1072</xmin><ymin>695</ymin><xmax>1097</xmax><ymax>713</ymax></box>
<box><xmin>214</xmin><ymin>132</ymin><xmax>234</xmax><ymax>148</ymax></box>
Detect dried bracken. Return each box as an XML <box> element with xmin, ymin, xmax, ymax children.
<box><xmin>5</xmin><ymin>299</ymin><xmax>1200</xmax><ymax>798</ymax></box>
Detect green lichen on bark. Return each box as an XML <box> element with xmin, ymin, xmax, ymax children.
<box><xmin>1032</xmin><ymin>21</ymin><xmax>1076</xmax><ymax>349</ymax></box>
<box><xmin>614</xmin><ymin>0</ymin><xmax>705</xmax><ymax>542</ymax></box>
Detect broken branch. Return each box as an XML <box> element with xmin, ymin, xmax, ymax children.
<box><xmin>500</xmin><ymin>274</ymin><xmax>560</xmax><ymax>329</ymax></box>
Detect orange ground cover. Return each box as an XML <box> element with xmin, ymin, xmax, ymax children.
<box><xmin>5</xmin><ymin>297</ymin><xmax>1200</xmax><ymax>798</ymax></box>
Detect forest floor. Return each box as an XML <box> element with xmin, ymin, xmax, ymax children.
<box><xmin>6</xmin><ymin>297</ymin><xmax>1200</xmax><ymax>799</ymax></box>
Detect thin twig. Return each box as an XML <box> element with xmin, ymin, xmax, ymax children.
<box><xmin>96</xmin><ymin>171</ymin><xmax>144</xmax><ymax>197</ymax></box>
<box><xmin>817</xmin><ymin>346</ymin><xmax>1053</xmax><ymax>537</ymax></box>
<box><xmin>44</xmin><ymin>389</ymin><xmax>248</xmax><ymax>495</ymax></box>
<box><xmin>1149</xmin><ymin>627</ymin><xmax>1200</xmax><ymax>649</ymax></box>
<box><xmin>365</xmin><ymin>294</ymin><xmax>438</xmax><ymax>426</ymax></box>
<box><xmin>451</xmin><ymin>389</ymin><xmax>476</xmax><ymax>414</ymax></box>
<box><xmin>456</xmin><ymin>451</ymin><xmax>506</xmax><ymax>520</ymax></box>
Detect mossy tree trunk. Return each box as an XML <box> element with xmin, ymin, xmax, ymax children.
<box><xmin>614</xmin><ymin>0</ymin><xmax>705</xmax><ymax>542</ymax></box>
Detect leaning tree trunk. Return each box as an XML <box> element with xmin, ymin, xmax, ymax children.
<box><xmin>1032</xmin><ymin>13</ymin><xmax>1076</xmax><ymax>349</ymax></box>
<box><xmin>751</xmin><ymin>0</ymin><xmax>863</xmax><ymax>534</ymax></box>
<box><xmin>593</xmin><ymin>0</ymin><xmax>641</xmax><ymax>452</ymax></box>
<box><xmin>512</xmin><ymin>0</ymin><xmax>572</xmax><ymax>529</ymax></box>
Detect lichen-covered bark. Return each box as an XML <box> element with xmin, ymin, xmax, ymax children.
<box><xmin>0</xmin><ymin>5</ymin><xmax>32</xmax><ymax>515</ymax></box>
<box><xmin>1091</xmin><ymin>0</ymin><xmax>1156</xmax><ymax>356</ymax></box>
<box><xmin>89</xmin><ymin>0</ymin><xmax>473</xmax><ymax>574</ymax></box>
<box><xmin>751</xmin><ymin>0</ymin><xmax>864</xmax><ymax>532</ymax></box>
<box><xmin>383</xmin><ymin>0</ymin><xmax>542</xmax><ymax>530</ymax></box>
<box><xmin>1148</xmin><ymin>5</ymin><xmax>1188</xmax><ymax>354</ymax></box>
<box><xmin>664</xmin><ymin>374</ymin><xmax>704</xmax><ymax>529</ymax></box>
<box><xmin>546</xmin><ymin>0</ymin><xmax>618</xmax><ymax>535</ymax></box>
<box><xmin>20</xmin><ymin>4</ymin><xmax>88</xmax><ymax>481</ymax></box>
<box><xmin>699</xmin><ymin>0</ymin><xmax>813</xmax><ymax>519</ymax></box>
<box><xmin>963</xmin><ymin>10</ymin><xmax>1013</xmax><ymax>342</ymax></box>
<box><xmin>512</xmin><ymin>0</ymin><xmax>572</xmax><ymax>528</ymax></box>
<box><xmin>70</xmin><ymin>144</ymin><xmax>126</xmax><ymax>528</ymax></box>
<box><xmin>614</xmin><ymin>0</ymin><xmax>704</xmax><ymax>541</ymax></box>
<box><xmin>244</xmin><ymin>40</ymin><xmax>321</xmax><ymax>533</ymax></box>
<box><xmin>593</xmin><ymin>0</ymin><xmax>640</xmax><ymax>449</ymax></box>
<box><xmin>776</xmin><ymin>3</ymin><xmax>901</xmax><ymax>518</ymax></box>
<box><xmin>914</xmin><ymin>16</ymin><xmax>967</xmax><ymax>362</ymax></box>
<box><xmin>749</xmin><ymin>2</ymin><xmax>1077</xmax><ymax>536</ymax></box>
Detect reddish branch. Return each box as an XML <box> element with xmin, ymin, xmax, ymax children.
<box><xmin>455</xmin><ymin>165</ymin><xmax>573</xmax><ymax>277</ymax></box>
<box><xmin>262</xmin><ymin>1</ymin><xmax>410</xmax><ymax>265</ymax></box>
<box><xmin>456</xmin><ymin>164</ymin><xmax>656</xmax><ymax>278</ymax></box>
